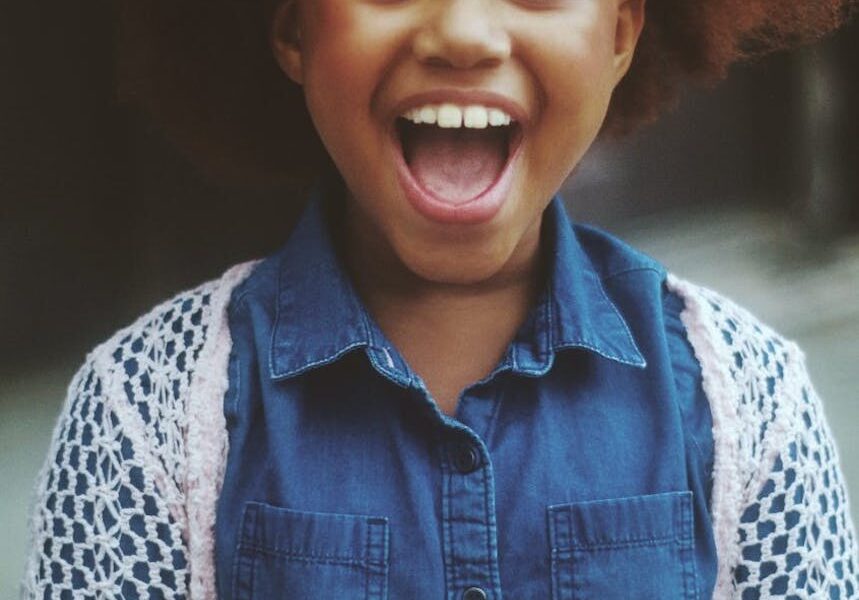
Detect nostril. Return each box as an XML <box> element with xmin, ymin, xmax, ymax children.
<box><xmin>412</xmin><ymin>19</ymin><xmax>511</xmax><ymax>70</ymax></box>
<box><xmin>424</xmin><ymin>56</ymin><xmax>455</xmax><ymax>69</ymax></box>
<box><xmin>418</xmin><ymin>50</ymin><xmax>507</xmax><ymax>71</ymax></box>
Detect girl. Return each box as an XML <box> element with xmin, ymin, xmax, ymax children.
<box><xmin>22</xmin><ymin>0</ymin><xmax>857</xmax><ymax>598</ymax></box>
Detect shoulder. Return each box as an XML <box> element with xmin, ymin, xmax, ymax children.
<box><xmin>572</xmin><ymin>222</ymin><xmax>665</xmax><ymax>280</ymax></box>
<box><xmin>224</xmin><ymin>248</ymin><xmax>282</xmax><ymax>322</ymax></box>
<box><xmin>35</xmin><ymin>260</ymin><xmax>259</xmax><ymax>597</ymax></box>
<box><xmin>23</xmin><ymin>261</ymin><xmax>262</xmax><ymax>599</ymax></box>
<box><xmin>665</xmin><ymin>274</ymin><xmax>801</xmax><ymax>403</ymax></box>
<box><xmin>665</xmin><ymin>276</ymin><xmax>804</xmax><ymax>581</ymax></box>
<box><xmin>66</xmin><ymin>260</ymin><xmax>261</xmax><ymax>494</ymax></box>
<box><xmin>568</xmin><ymin>223</ymin><xmax>799</xmax><ymax>408</ymax></box>
<box><xmin>667</xmin><ymin>280</ymin><xmax>858</xmax><ymax>598</ymax></box>
<box><xmin>88</xmin><ymin>261</ymin><xmax>260</xmax><ymax>385</ymax></box>
<box><xmin>664</xmin><ymin>274</ymin><xmax>803</xmax><ymax>446</ymax></box>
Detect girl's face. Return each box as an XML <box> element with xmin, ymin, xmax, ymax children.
<box><xmin>273</xmin><ymin>0</ymin><xmax>643</xmax><ymax>285</ymax></box>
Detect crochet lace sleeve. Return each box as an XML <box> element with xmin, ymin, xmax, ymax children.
<box><xmin>19</xmin><ymin>352</ymin><xmax>191</xmax><ymax>598</ymax></box>
<box><xmin>20</xmin><ymin>262</ymin><xmax>256</xmax><ymax>599</ymax></box>
<box><xmin>668</xmin><ymin>275</ymin><xmax>858</xmax><ymax>599</ymax></box>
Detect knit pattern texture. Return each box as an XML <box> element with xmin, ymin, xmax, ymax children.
<box><xmin>669</xmin><ymin>275</ymin><xmax>857</xmax><ymax>598</ymax></box>
<box><xmin>21</xmin><ymin>267</ymin><xmax>858</xmax><ymax>598</ymax></box>
<box><xmin>20</xmin><ymin>262</ymin><xmax>255</xmax><ymax>599</ymax></box>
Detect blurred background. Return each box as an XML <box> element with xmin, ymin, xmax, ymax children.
<box><xmin>1</xmin><ymin>1</ymin><xmax>857</xmax><ymax>596</ymax></box>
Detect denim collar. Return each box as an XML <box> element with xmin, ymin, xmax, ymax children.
<box><xmin>269</xmin><ymin>188</ymin><xmax>645</xmax><ymax>384</ymax></box>
<box><xmin>508</xmin><ymin>198</ymin><xmax>647</xmax><ymax>375</ymax></box>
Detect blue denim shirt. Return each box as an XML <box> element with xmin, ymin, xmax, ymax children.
<box><xmin>215</xmin><ymin>186</ymin><xmax>718</xmax><ymax>599</ymax></box>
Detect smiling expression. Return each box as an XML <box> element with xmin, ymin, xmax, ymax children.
<box><xmin>272</xmin><ymin>0</ymin><xmax>644</xmax><ymax>285</ymax></box>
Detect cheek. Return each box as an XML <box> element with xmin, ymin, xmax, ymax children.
<box><xmin>302</xmin><ymin>5</ymin><xmax>402</xmax><ymax>153</ymax></box>
<box><xmin>302</xmin><ymin>2</ymin><xmax>407</xmax><ymax>96</ymax></box>
<box><xmin>547</xmin><ymin>29</ymin><xmax>614</xmax><ymax>109</ymax></box>
<box><xmin>302</xmin><ymin>6</ymin><xmax>364</xmax><ymax>113</ymax></box>
<box><xmin>520</xmin><ymin>2</ymin><xmax>616</xmax><ymax>103</ymax></box>
<box><xmin>527</xmin><ymin>13</ymin><xmax>617</xmax><ymax>127</ymax></box>
<box><xmin>511</xmin><ymin>14</ymin><xmax>618</xmax><ymax>192</ymax></box>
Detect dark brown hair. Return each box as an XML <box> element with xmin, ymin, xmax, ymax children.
<box><xmin>115</xmin><ymin>0</ymin><xmax>856</xmax><ymax>187</ymax></box>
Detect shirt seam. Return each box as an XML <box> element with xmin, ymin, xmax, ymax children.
<box><xmin>600</xmin><ymin>265</ymin><xmax>665</xmax><ymax>282</ymax></box>
<box><xmin>665</xmin><ymin>290</ymin><xmax>712</xmax><ymax>469</ymax></box>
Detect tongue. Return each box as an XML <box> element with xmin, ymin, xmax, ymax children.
<box><xmin>406</xmin><ymin>126</ymin><xmax>507</xmax><ymax>205</ymax></box>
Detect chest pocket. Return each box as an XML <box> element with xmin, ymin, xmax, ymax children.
<box><xmin>233</xmin><ymin>502</ymin><xmax>390</xmax><ymax>600</ymax></box>
<box><xmin>547</xmin><ymin>491</ymin><xmax>698</xmax><ymax>600</ymax></box>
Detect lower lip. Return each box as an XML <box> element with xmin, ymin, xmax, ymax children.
<box><xmin>391</xmin><ymin>125</ymin><xmax>523</xmax><ymax>226</ymax></box>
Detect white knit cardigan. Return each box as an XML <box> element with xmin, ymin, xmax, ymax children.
<box><xmin>21</xmin><ymin>262</ymin><xmax>859</xmax><ymax>598</ymax></box>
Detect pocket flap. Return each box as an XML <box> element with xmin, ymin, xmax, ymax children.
<box><xmin>548</xmin><ymin>491</ymin><xmax>693</xmax><ymax>550</ymax></box>
<box><xmin>240</xmin><ymin>501</ymin><xmax>389</xmax><ymax>566</ymax></box>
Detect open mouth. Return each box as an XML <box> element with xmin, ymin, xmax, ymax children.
<box><xmin>395</xmin><ymin>105</ymin><xmax>522</xmax><ymax>221</ymax></box>
<box><xmin>395</xmin><ymin>118</ymin><xmax>521</xmax><ymax>207</ymax></box>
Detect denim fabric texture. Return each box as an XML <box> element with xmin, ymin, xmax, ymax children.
<box><xmin>214</xmin><ymin>184</ymin><xmax>718</xmax><ymax>599</ymax></box>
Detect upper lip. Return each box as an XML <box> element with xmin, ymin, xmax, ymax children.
<box><xmin>390</xmin><ymin>89</ymin><xmax>529</xmax><ymax>127</ymax></box>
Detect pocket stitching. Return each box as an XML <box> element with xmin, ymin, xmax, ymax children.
<box><xmin>552</xmin><ymin>535</ymin><xmax>690</xmax><ymax>553</ymax></box>
<box><xmin>548</xmin><ymin>492</ymin><xmax>698</xmax><ymax>600</ymax></box>
<box><xmin>242</xmin><ymin>502</ymin><xmax>389</xmax><ymax>559</ymax></box>
<box><xmin>679</xmin><ymin>494</ymin><xmax>699</xmax><ymax>600</ymax></box>
<box><xmin>232</xmin><ymin>501</ymin><xmax>257</xmax><ymax>600</ymax></box>
<box><xmin>548</xmin><ymin>491</ymin><xmax>693</xmax><ymax>548</ymax></box>
<box><xmin>237</xmin><ymin>543</ymin><xmax>371</xmax><ymax>567</ymax></box>
<box><xmin>234</xmin><ymin>502</ymin><xmax>391</xmax><ymax>600</ymax></box>
<box><xmin>364</xmin><ymin>517</ymin><xmax>390</xmax><ymax>567</ymax></box>
<box><xmin>364</xmin><ymin>516</ymin><xmax>390</xmax><ymax>599</ymax></box>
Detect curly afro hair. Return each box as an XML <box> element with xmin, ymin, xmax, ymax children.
<box><xmin>114</xmin><ymin>0</ymin><xmax>856</xmax><ymax>188</ymax></box>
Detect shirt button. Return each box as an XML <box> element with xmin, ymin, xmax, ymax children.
<box><xmin>451</xmin><ymin>441</ymin><xmax>482</xmax><ymax>474</ymax></box>
<box><xmin>463</xmin><ymin>587</ymin><xmax>488</xmax><ymax>600</ymax></box>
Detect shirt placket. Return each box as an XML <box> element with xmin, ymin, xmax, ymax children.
<box><xmin>439</xmin><ymin>393</ymin><xmax>503</xmax><ymax>600</ymax></box>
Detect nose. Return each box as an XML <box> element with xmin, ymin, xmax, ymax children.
<box><xmin>412</xmin><ymin>0</ymin><xmax>512</xmax><ymax>70</ymax></box>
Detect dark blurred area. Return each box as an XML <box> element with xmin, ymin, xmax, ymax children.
<box><xmin>1</xmin><ymin>0</ymin><xmax>857</xmax><ymax>372</ymax></box>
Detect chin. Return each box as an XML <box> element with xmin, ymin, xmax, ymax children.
<box><xmin>396</xmin><ymin>241</ymin><xmax>516</xmax><ymax>287</ymax></box>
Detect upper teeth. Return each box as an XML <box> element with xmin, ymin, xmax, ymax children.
<box><xmin>401</xmin><ymin>104</ymin><xmax>513</xmax><ymax>129</ymax></box>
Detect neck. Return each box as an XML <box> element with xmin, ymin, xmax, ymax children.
<box><xmin>339</xmin><ymin>205</ymin><xmax>545</xmax><ymax>413</ymax></box>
